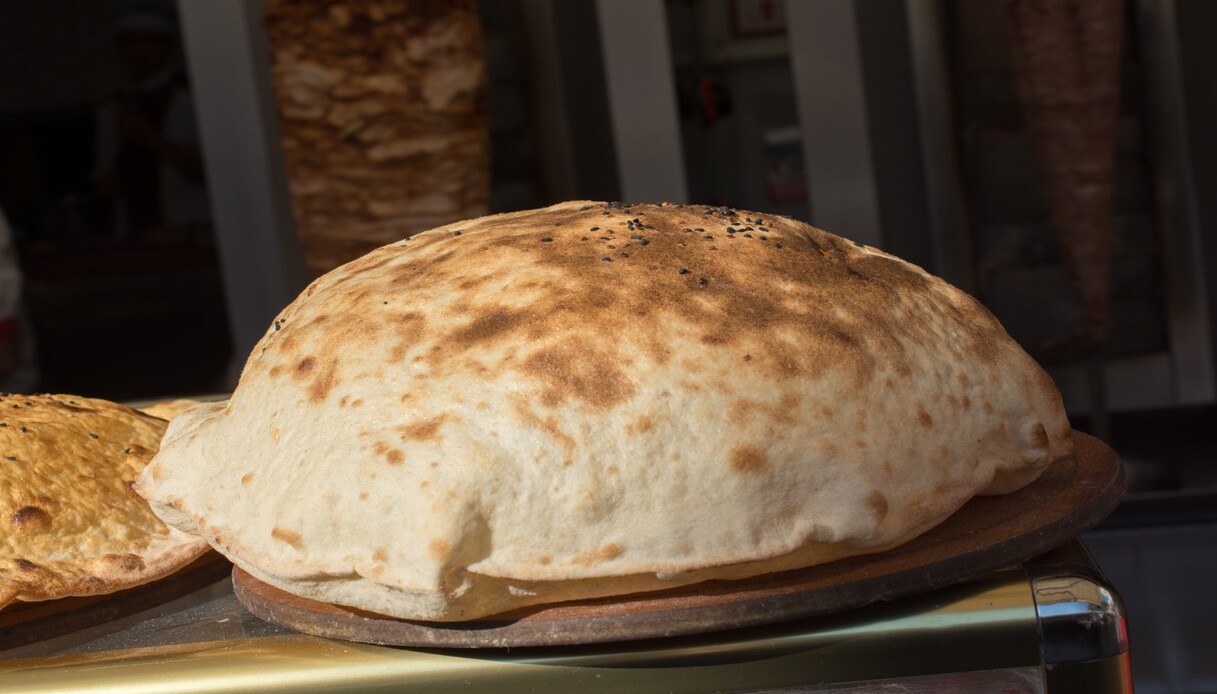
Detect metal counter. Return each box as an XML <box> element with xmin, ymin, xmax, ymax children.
<box><xmin>0</xmin><ymin>542</ymin><xmax>1130</xmax><ymax>693</ymax></box>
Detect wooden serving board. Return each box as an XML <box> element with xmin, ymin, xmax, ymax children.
<box><xmin>233</xmin><ymin>431</ymin><xmax>1124</xmax><ymax>648</ymax></box>
<box><xmin>0</xmin><ymin>552</ymin><xmax>231</xmax><ymax>651</ymax></box>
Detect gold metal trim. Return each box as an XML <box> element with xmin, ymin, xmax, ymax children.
<box><xmin>0</xmin><ymin>569</ymin><xmax>1039</xmax><ymax>693</ymax></box>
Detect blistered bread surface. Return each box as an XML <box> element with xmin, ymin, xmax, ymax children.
<box><xmin>137</xmin><ymin>201</ymin><xmax>1072</xmax><ymax>620</ymax></box>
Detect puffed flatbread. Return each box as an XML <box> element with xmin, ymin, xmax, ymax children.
<box><xmin>1</xmin><ymin>394</ymin><xmax>210</xmax><ymax>608</ymax></box>
<box><xmin>137</xmin><ymin>201</ymin><xmax>1072</xmax><ymax>621</ymax></box>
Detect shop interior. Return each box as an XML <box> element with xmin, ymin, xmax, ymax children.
<box><xmin>0</xmin><ymin>1</ymin><xmax>1214</xmax><ymax>691</ymax></box>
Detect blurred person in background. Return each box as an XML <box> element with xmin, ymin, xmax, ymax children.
<box><xmin>93</xmin><ymin>8</ymin><xmax>210</xmax><ymax>245</ymax></box>
<box><xmin>0</xmin><ymin>207</ymin><xmax>39</xmax><ymax>393</ymax></box>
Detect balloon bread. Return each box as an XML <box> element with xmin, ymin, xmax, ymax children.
<box><xmin>1</xmin><ymin>394</ymin><xmax>210</xmax><ymax>609</ymax></box>
<box><xmin>136</xmin><ymin>201</ymin><xmax>1072</xmax><ymax>621</ymax></box>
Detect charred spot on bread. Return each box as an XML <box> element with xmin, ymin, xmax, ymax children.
<box><xmin>11</xmin><ymin>506</ymin><xmax>52</xmax><ymax>531</ymax></box>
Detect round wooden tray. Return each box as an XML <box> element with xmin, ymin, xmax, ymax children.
<box><xmin>233</xmin><ymin>430</ymin><xmax>1124</xmax><ymax>648</ymax></box>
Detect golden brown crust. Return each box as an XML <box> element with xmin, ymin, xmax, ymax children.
<box><xmin>1</xmin><ymin>394</ymin><xmax>209</xmax><ymax>608</ymax></box>
<box><xmin>244</xmin><ymin>203</ymin><xmax>1015</xmax><ymax>405</ymax></box>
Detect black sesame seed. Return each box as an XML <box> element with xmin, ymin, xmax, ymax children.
<box><xmin>4</xmin><ymin>456</ymin><xmax>13</xmax><ymax>461</ymax></box>
<box><xmin>452</xmin><ymin>230</ymin><xmax>462</xmax><ymax>236</ymax></box>
<box><xmin>726</xmin><ymin>226</ymin><xmax>736</xmax><ymax>233</ymax></box>
<box><xmin>88</xmin><ymin>433</ymin><xmax>99</xmax><ymax>439</ymax></box>
<box><xmin>630</xmin><ymin>234</ymin><xmax>642</xmax><ymax>240</ymax></box>
<box><xmin>678</xmin><ymin>268</ymin><xmax>689</xmax><ymax>274</ymax></box>
<box><xmin>541</xmin><ymin>237</ymin><xmax>553</xmax><ymax>242</ymax></box>
<box><xmin>590</xmin><ymin>226</ymin><xmax>600</xmax><ymax>231</ymax></box>
<box><xmin>124</xmin><ymin>447</ymin><xmax>131</xmax><ymax>454</ymax></box>
<box><xmin>744</xmin><ymin>233</ymin><xmax>753</xmax><ymax>238</ymax></box>
<box><xmin>695</xmin><ymin>228</ymin><xmax>705</xmax><ymax>232</ymax></box>
<box><xmin>698</xmin><ymin>277</ymin><xmax>709</xmax><ymax>286</ymax></box>
<box><xmin>640</xmin><ymin>239</ymin><xmax>650</xmax><ymax>245</ymax></box>
<box><xmin>774</xmin><ymin>242</ymin><xmax>783</xmax><ymax>249</ymax></box>
<box><xmin>760</xmin><ymin>236</ymin><xmax>768</xmax><ymax>241</ymax></box>
<box><xmin>599</xmin><ymin>236</ymin><xmax>611</xmax><ymax>241</ymax></box>
<box><xmin>19</xmin><ymin>426</ymin><xmax>26</xmax><ymax>433</ymax></box>
<box><xmin>601</xmin><ymin>257</ymin><xmax>612</xmax><ymax>262</ymax></box>
<box><xmin>0</xmin><ymin>423</ymin><xmax>6</xmax><ymax>427</ymax></box>
<box><xmin>579</xmin><ymin>205</ymin><xmax>591</xmax><ymax>211</ymax></box>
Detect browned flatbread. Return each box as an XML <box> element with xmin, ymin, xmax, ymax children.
<box><xmin>137</xmin><ymin>201</ymin><xmax>1071</xmax><ymax>621</ymax></box>
<box><xmin>1</xmin><ymin>394</ymin><xmax>210</xmax><ymax>608</ymax></box>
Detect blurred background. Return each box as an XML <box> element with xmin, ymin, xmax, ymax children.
<box><xmin>0</xmin><ymin>1</ymin><xmax>1212</xmax><ymax>690</ymax></box>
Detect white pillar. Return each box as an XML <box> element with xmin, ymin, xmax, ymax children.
<box><xmin>595</xmin><ymin>0</ymin><xmax>689</xmax><ymax>204</ymax></box>
<box><xmin>176</xmin><ymin>0</ymin><xmax>310</xmax><ymax>370</ymax></box>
